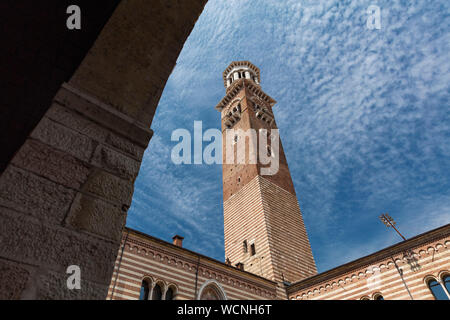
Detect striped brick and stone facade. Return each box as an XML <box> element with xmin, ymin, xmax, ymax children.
<box><xmin>107</xmin><ymin>61</ymin><xmax>449</xmax><ymax>301</ymax></box>
<box><xmin>287</xmin><ymin>224</ymin><xmax>450</xmax><ymax>300</ymax></box>
<box><xmin>107</xmin><ymin>228</ymin><xmax>278</xmax><ymax>300</ymax></box>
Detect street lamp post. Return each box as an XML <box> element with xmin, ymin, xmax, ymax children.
<box><xmin>379</xmin><ymin>213</ymin><xmax>407</xmax><ymax>241</ymax></box>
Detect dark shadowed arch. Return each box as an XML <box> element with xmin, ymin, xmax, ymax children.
<box><xmin>0</xmin><ymin>0</ymin><xmax>208</xmax><ymax>300</ymax></box>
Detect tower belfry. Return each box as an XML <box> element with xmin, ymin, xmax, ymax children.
<box><xmin>216</xmin><ymin>61</ymin><xmax>317</xmax><ymax>295</ymax></box>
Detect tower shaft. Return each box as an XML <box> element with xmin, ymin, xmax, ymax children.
<box><xmin>217</xmin><ymin>62</ymin><xmax>317</xmax><ymax>289</ymax></box>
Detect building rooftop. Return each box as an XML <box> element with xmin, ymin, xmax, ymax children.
<box><xmin>286</xmin><ymin>223</ymin><xmax>450</xmax><ymax>294</ymax></box>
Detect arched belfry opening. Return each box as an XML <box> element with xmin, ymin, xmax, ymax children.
<box><xmin>0</xmin><ymin>0</ymin><xmax>208</xmax><ymax>300</ymax></box>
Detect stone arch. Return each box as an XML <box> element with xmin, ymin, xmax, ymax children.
<box><xmin>166</xmin><ymin>283</ymin><xmax>179</xmax><ymax>300</ymax></box>
<box><xmin>438</xmin><ymin>270</ymin><xmax>450</xmax><ymax>280</ymax></box>
<box><xmin>151</xmin><ymin>280</ymin><xmax>166</xmax><ymax>301</ymax></box>
<box><xmin>197</xmin><ymin>280</ymin><xmax>227</xmax><ymax>300</ymax></box>
<box><xmin>423</xmin><ymin>274</ymin><xmax>438</xmax><ymax>285</ymax></box>
<box><xmin>372</xmin><ymin>292</ymin><xmax>384</xmax><ymax>300</ymax></box>
<box><xmin>142</xmin><ymin>275</ymin><xmax>154</xmax><ymax>283</ymax></box>
<box><xmin>0</xmin><ymin>1</ymin><xmax>208</xmax><ymax>300</ymax></box>
<box><xmin>139</xmin><ymin>276</ymin><xmax>153</xmax><ymax>300</ymax></box>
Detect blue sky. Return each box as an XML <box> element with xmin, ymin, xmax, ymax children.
<box><xmin>126</xmin><ymin>0</ymin><xmax>450</xmax><ymax>273</ymax></box>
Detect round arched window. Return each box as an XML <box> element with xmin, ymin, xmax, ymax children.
<box><xmin>152</xmin><ymin>283</ymin><xmax>163</xmax><ymax>300</ymax></box>
<box><xmin>427</xmin><ymin>278</ymin><xmax>449</xmax><ymax>300</ymax></box>
<box><xmin>442</xmin><ymin>275</ymin><xmax>450</xmax><ymax>296</ymax></box>
<box><xmin>139</xmin><ymin>280</ymin><xmax>150</xmax><ymax>300</ymax></box>
<box><xmin>166</xmin><ymin>287</ymin><xmax>175</xmax><ymax>300</ymax></box>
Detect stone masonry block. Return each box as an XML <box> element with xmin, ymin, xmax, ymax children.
<box><xmin>0</xmin><ymin>208</ymin><xmax>119</xmax><ymax>285</ymax></box>
<box><xmin>105</xmin><ymin>132</ymin><xmax>145</xmax><ymax>160</ymax></box>
<box><xmin>47</xmin><ymin>102</ymin><xmax>145</xmax><ymax>160</ymax></box>
<box><xmin>0</xmin><ymin>166</ymin><xmax>75</xmax><ymax>224</ymax></box>
<box><xmin>54</xmin><ymin>85</ymin><xmax>153</xmax><ymax>149</ymax></box>
<box><xmin>92</xmin><ymin>144</ymin><xmax>140</xmax><ymax>181</ymax></box>
<box><xmin>31</xmin><ymin>117</ymin><xmax>95</xmax><ymax>162</ymax></box>
<box><xmin>66</xmin><ymin>193</ymin><xmax>127</xmax><ymax>242</ymax></box>
<box><xmin>82</xmin><ymin>168</ymin><xmax>134</xmax><ymax>206</ymax></box>
<box><xmin>11</xmin><ymin>139</ymin><xmax>91</xmax><ymax>190</ymax></box>
<box><xmin>45</xmin><ymin>102</ymin><xmax>109</xmax><ymax>143</ymax></box>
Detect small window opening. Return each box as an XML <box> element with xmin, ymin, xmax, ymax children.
<box><xmin>250</xmin><ymin>244</ymin><xmax>256</xmax><ymax>256</ymax></box>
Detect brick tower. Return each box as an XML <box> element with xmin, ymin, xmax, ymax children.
<box><xmin>216</xmin><ymin>61</ymin><xmax>317</xmax><ymax>294</ymax></box>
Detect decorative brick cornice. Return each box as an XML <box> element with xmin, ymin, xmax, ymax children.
<box><xmin>123</xmin><ymin>228</ymin><xmax>278</xmax><ymax>293</ymax></box>
<box><xmin>215</xmin><ymin>79</ymin><xmax>276</xmax><ymax>111</ymax></box>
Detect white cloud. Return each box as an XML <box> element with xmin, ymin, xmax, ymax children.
<box><xmin>128</xmin><ymin>0</ymin><xmax>450</xmax><ymax>271</ymax></box>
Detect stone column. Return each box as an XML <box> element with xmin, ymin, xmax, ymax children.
<box><xmin>149</xmin><ymin>282</ymin><xmax>156</xmax><ymax>300</ymax></box>
<box><xmin>162</xmin><ymin>285</ymin><xmax>168</xmax><ymax>300</ymax></box>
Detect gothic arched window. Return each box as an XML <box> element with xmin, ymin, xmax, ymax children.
<box><xmin>201</xmin><ymin>287</ymin><xmax>220</xmax><ymax>300</ymax></box>
<box><xmin>152</xmin><ymin>283</ymin><xmax>163</xmax><ymax>300</ymax></box>
<box><xmin>427</xmin><ymin>279</ymin><xmax>449</xmax><ymax>300</ymax></box>
<box><xmin>139</xmin><ymin>280</ymin><xmax>150</xmax><ymax>300</ymax></box>
<box><xmin>198</xmin><ymin>280</ymin><xmax>227</xmax><ymax>300</ymax></box>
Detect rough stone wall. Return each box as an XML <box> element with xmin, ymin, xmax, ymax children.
<box><xmin>0</xmin><ymin>0</ymin><xmax>207</xmax><ymax>299</ymax></box>
<box><xmin>0</xmin><ymin>84</ymin><xmax>151</xmax><ymax>299</ymax></box>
